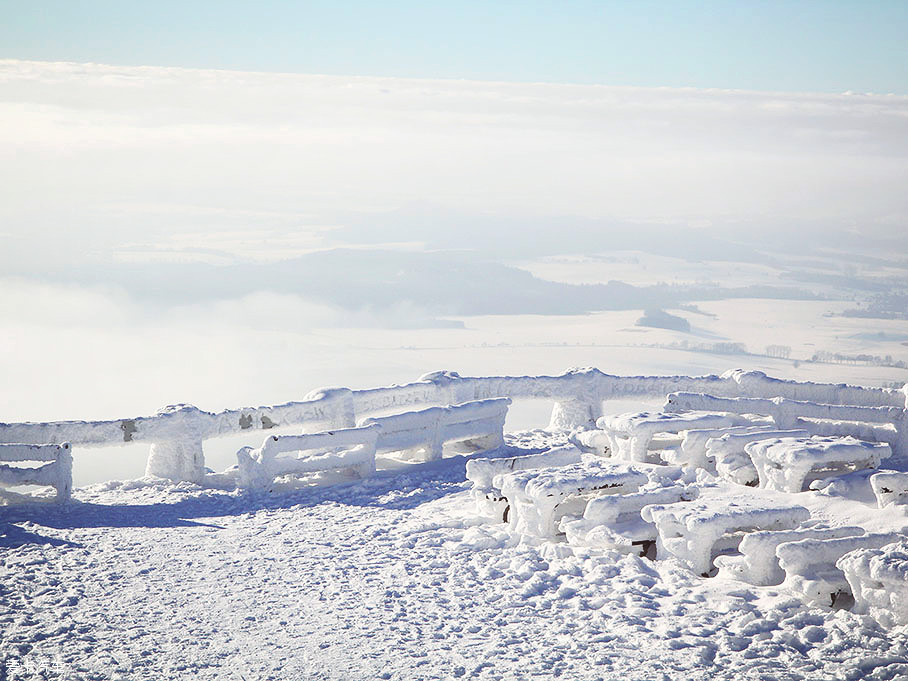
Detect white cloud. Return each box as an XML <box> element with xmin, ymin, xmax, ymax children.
<box><xmin>1</xmin><ymin>59</ymin><xmax>906</xmax><ymax>270</ymax></box>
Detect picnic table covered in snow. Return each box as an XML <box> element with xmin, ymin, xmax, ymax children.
<box><xmin>778</xmin><ymin>532</ymin><xmax>906</xmax><ymax>607</ymax></box>
<box><xmin>598</xmin><ymin>411</ymin><xmax>765</xmax><ymax>462</ymax></box>
<box><xmin>643</xmin><ymin>494</ymin><xmax>811</xmax><ymax>575</ymax></box>
<box><xmin>560</xmin><ymin>483</ymin><xmax>699</xmax><ymax>554</ymax></box>
<box><xmin>494</xmin><ymin>461</ymin><xmax>652</xmax><ymax>537</ymax></box>
<box><xmin>745</xmin><ymin>436</ymin><xmax>891</xmax><ymax>493</ymax></box>
<box><xmin>466</xmin><ymin>444</ymin><xmax>583</xmax><ymax>521</ymax></box>
<box><xmin>838</xmin><ymin>539</ymin><xmax>908</xmax><ymax>627</ymax></box>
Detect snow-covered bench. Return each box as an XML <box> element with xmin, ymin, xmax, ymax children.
<box><xmin>707</xmin><ymin>429</ymin><xmax>809</xmax><ymax>486</ymax></box>
<box><xmin>362</xmin><ymin>398</ymin><xmax>511</xmax><ymax>462</ymax></box>
<box><xmin>714</xmin><ymin>525</ymin><xmax>863</xmax><ymax>586</ymax></box>
<box><xmin>597</xmin><ymin>411</ymin><xmax>764</xmax><ymax>463</ymax></box>
<box><xmin>235</xmin><ymin>398</ymin><xmax>511</xmax><ymax>490</ymax></box>
<box><xmin>236</xmin><ymin>425</ymin><xmax>380</xmax><ymax>490</ymax></box>
<box><xmin>746</xmin><ymin>436</ymin><xmax>890</xmax><ymax>493</ymax></box>
<box><xmin>560</xmin><ymin>483</ymin><xmax>698</xmax><ymax>554</ymax></box>
<box><xmin>466</xmin><ymin>444</ymin><xmax>583</xmax><ymax>521</ymax></box>
<box><xmin>869</xmin><ymin>471</ymin><xmax>908</xmax><ymax>509</ymax></box>
<box><xmin>838</xmin><ymin>539</ymin><xmax>908</xmax><ymax>627</ymax></box>
<box><xmin>777</xmin><ymin>532</ymin><xmax>905</xmax><ymax>607</ymax></box>
<box><xmin>495</xmin><ymin>461</ymin><xmax>651</xmax><ymax>538</ymax></box>
<box><xmin>665</xmin><ymin>425</ymin><xmax>777</xmax><ymax>472</ymax></box>
<box><xmin>664</xmin><ymin>392</ymin><xmax>907</xmax><ymax>458</ymax></box>
<box><xmin>0</xmin><ymin>442</ymin><xmax>73</xmax><ymax>502</ymax></box>
<box><xmin>644</xmin><ymin>496</ymin><xmax>811</xmax><ymax>576</ymax></box>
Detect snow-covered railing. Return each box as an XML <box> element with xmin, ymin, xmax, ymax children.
<box><xmin>0</xmin><ymin>368</ymin><xmax>903</xmax><ymax>484</ymax></box>
<box><xmin>466</xmin><ymin>368</ymin><xmax>905</xmax><ymax>431</ymax></box>
<box><xmin>0</xmin><ymin>443</ymin><xmax>72</xmax><ymax>502</ymax></box>
<box><xmin>0</xmin><ymin>394</ymin><xmax>355</xmax><ymax>484</ymax></box>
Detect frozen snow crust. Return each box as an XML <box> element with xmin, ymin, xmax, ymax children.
<box><xmin>2</xmin><ymin>368</ymin><xmax>908</xmax><ymax>679</ymax></box>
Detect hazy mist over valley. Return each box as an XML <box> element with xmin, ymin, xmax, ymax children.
<box><xmin>2</xmin><ymin>59</ymin><xmax>907</xmax><ymax>459</ymax></box>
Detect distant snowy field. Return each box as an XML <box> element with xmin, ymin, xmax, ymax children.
<box><xmin>3</xmin><ymin>429</ymin><xmax>907</xmax><ymax>681</ymax></box>
<box><xmin>3</xmin><ymin>288</ymin><xmax>905</xmax><ymax>486</ymax></box>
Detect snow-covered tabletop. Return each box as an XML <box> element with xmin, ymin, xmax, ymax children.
<box><xmin>598</xmin><ymin>411</ymin><xmax>762</xmax><ymax>462</ymax></box>
<box><xmin>746</xmin><ymin>436</ymin><xmax>891</xmax><ymax>493</ymax></box>
<box><xmin>560</xmin><ymin>483</ymin><xmax>698</xmax><ymax>553</ymax></box>
<box><xmin>495</xmin><ymin>461</ymin><xmax>650</xmax><ymax>537</ymax></box>
<box><xmin>466</xmin><ymin>444</ymin><xmax>583</xmax><ymax>520</ymax></box>
<box><xmin>714</xmin><ymin>525</ymin><xmax>863</xmax><ymax>586</ymax></box>
<box><xmin>708</xmin><ymin>428</ymin><xmax>809</xmax><ymax>486</ymax></box>
<box><xmin>670</xmin><ymin>424</ymin><xmax>776</xmax><ymax>472</ymax></box>
<box><xmin>643</xmin><ymin>495</ymin><xmax>811</xmax><ymax>575</ymax></box>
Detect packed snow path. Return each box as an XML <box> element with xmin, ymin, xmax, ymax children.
<box><xmin>2</xmin><ymin>432</ymin><xmax>907</xmax><ymax>681</ymax></box>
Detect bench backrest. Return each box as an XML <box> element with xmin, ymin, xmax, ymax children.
<box><xmin>0</xmin><ymin>442</ymin><xmax>72</xmax><ymax>502</ymax></box>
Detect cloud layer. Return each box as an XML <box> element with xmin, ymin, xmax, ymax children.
<box><xmin>2</xmin><ymin>59</ymin><xmax>907</xmax><ymax>270</ymax></box>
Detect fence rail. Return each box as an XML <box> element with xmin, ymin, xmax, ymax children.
<box><xmin>0</xmin><ymin>368</ymin><xmax>904</xmax><ymax>484</ymax></box>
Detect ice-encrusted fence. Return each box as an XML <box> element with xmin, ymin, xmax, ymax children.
<box><xmin>0</xmin><ymin>368</ymin><xmax>906</xmax><ymax>496</ymax></box>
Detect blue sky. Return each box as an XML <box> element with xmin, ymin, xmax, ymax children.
<box><xmin>1</xmin><ymin>0</ymin><xmax>906</xmax><ymax>93</ymax></box>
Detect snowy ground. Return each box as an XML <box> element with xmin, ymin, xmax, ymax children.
<box><xmin>3</xmin><ymin>431</ymin><xmax>907</xmax><ymax>681</ymax></box>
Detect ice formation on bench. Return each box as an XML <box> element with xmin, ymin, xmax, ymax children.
<box><xmin>569</xmin><ymin>429</ymin><xmax>613</xmax><ymax>457</ymax></box>
<box><xmin>495</xmin><ymin>461</ymin><xmax>652</xmax><ymax>538</ymax></box>
<box><xmin>598</xmin><ymin>411</ymin><xmax>765</xmax><ymax>463</ymax></box>
<box><xmin>837</xmin><ymin>539</ymin><xmax>908</xmax><ymax>627</ymax></box>
<box><xmin>560</xmin><ymin>483</ymin><xmax>697</xmax><ymax>554</ymax></box>
<box><xmin>714</xmin><ymin>525</ymin><xmax>864</xmax><ymax>586</ymax></box>
<box><xmin>466</xmin><ymin>444</ymin><xmax>583</xmax><ymax>521</ymax></box>
<box><xmin>776</xmin><ymin>532</ymin><xmax>906</xmax><ymax>607</ymax></box>
<box><xmin>664</xmin><ymin>391</ymin><xmax>908</xmax><ymax>459</ymax></box>
<box><xmin>708</xmin><ymin>429</ymin><xmax>809</xmax><ymax>486</ymax></box>
<box><xmin>236</xmin><ymin>425</ymin><xmax>380</xmax><ymax>490</ymax></box>
<box><xmin>665</xmin><ymin>424</ymin><xmax>776</xmax><ymax>472</ymax></box>
<box><xmin>643</xmin><ymin>495</ymin><xmax>811</xmax><ymax>576</ymax></box>
<box><xmin>362</xmin><ymin>397</ymin><xmax>511</xmax><ymax>462</ymax></box>
<box><xmin>236</xmin><ymin>398</ymin><xmax>511</xmax><ymax>490</ymax></box>
<box><xmin>0</xmin><ymin>442</ymin><xmax>72</xmax><ymax>502</ymax></box>
<box><xmin>869</xmin><ymin>471</ymin><xmax>908</xmax><ymax>509</ymax></box>
<box><xmin>745</xmin><ymin>436</ymin><xmax>890</xmax><ymax>493</ymax></box>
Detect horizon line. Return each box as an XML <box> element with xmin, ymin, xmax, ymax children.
<box><xmin>3</xmin><ymin>57</ymin><xmax>906</xmax><ymax>99</ymax></box>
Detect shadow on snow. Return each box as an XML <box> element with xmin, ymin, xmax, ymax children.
<box><xmin>0</xmin><ymin>444</ymin><xmax>542</xmax><ymax>546</ymax></box>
